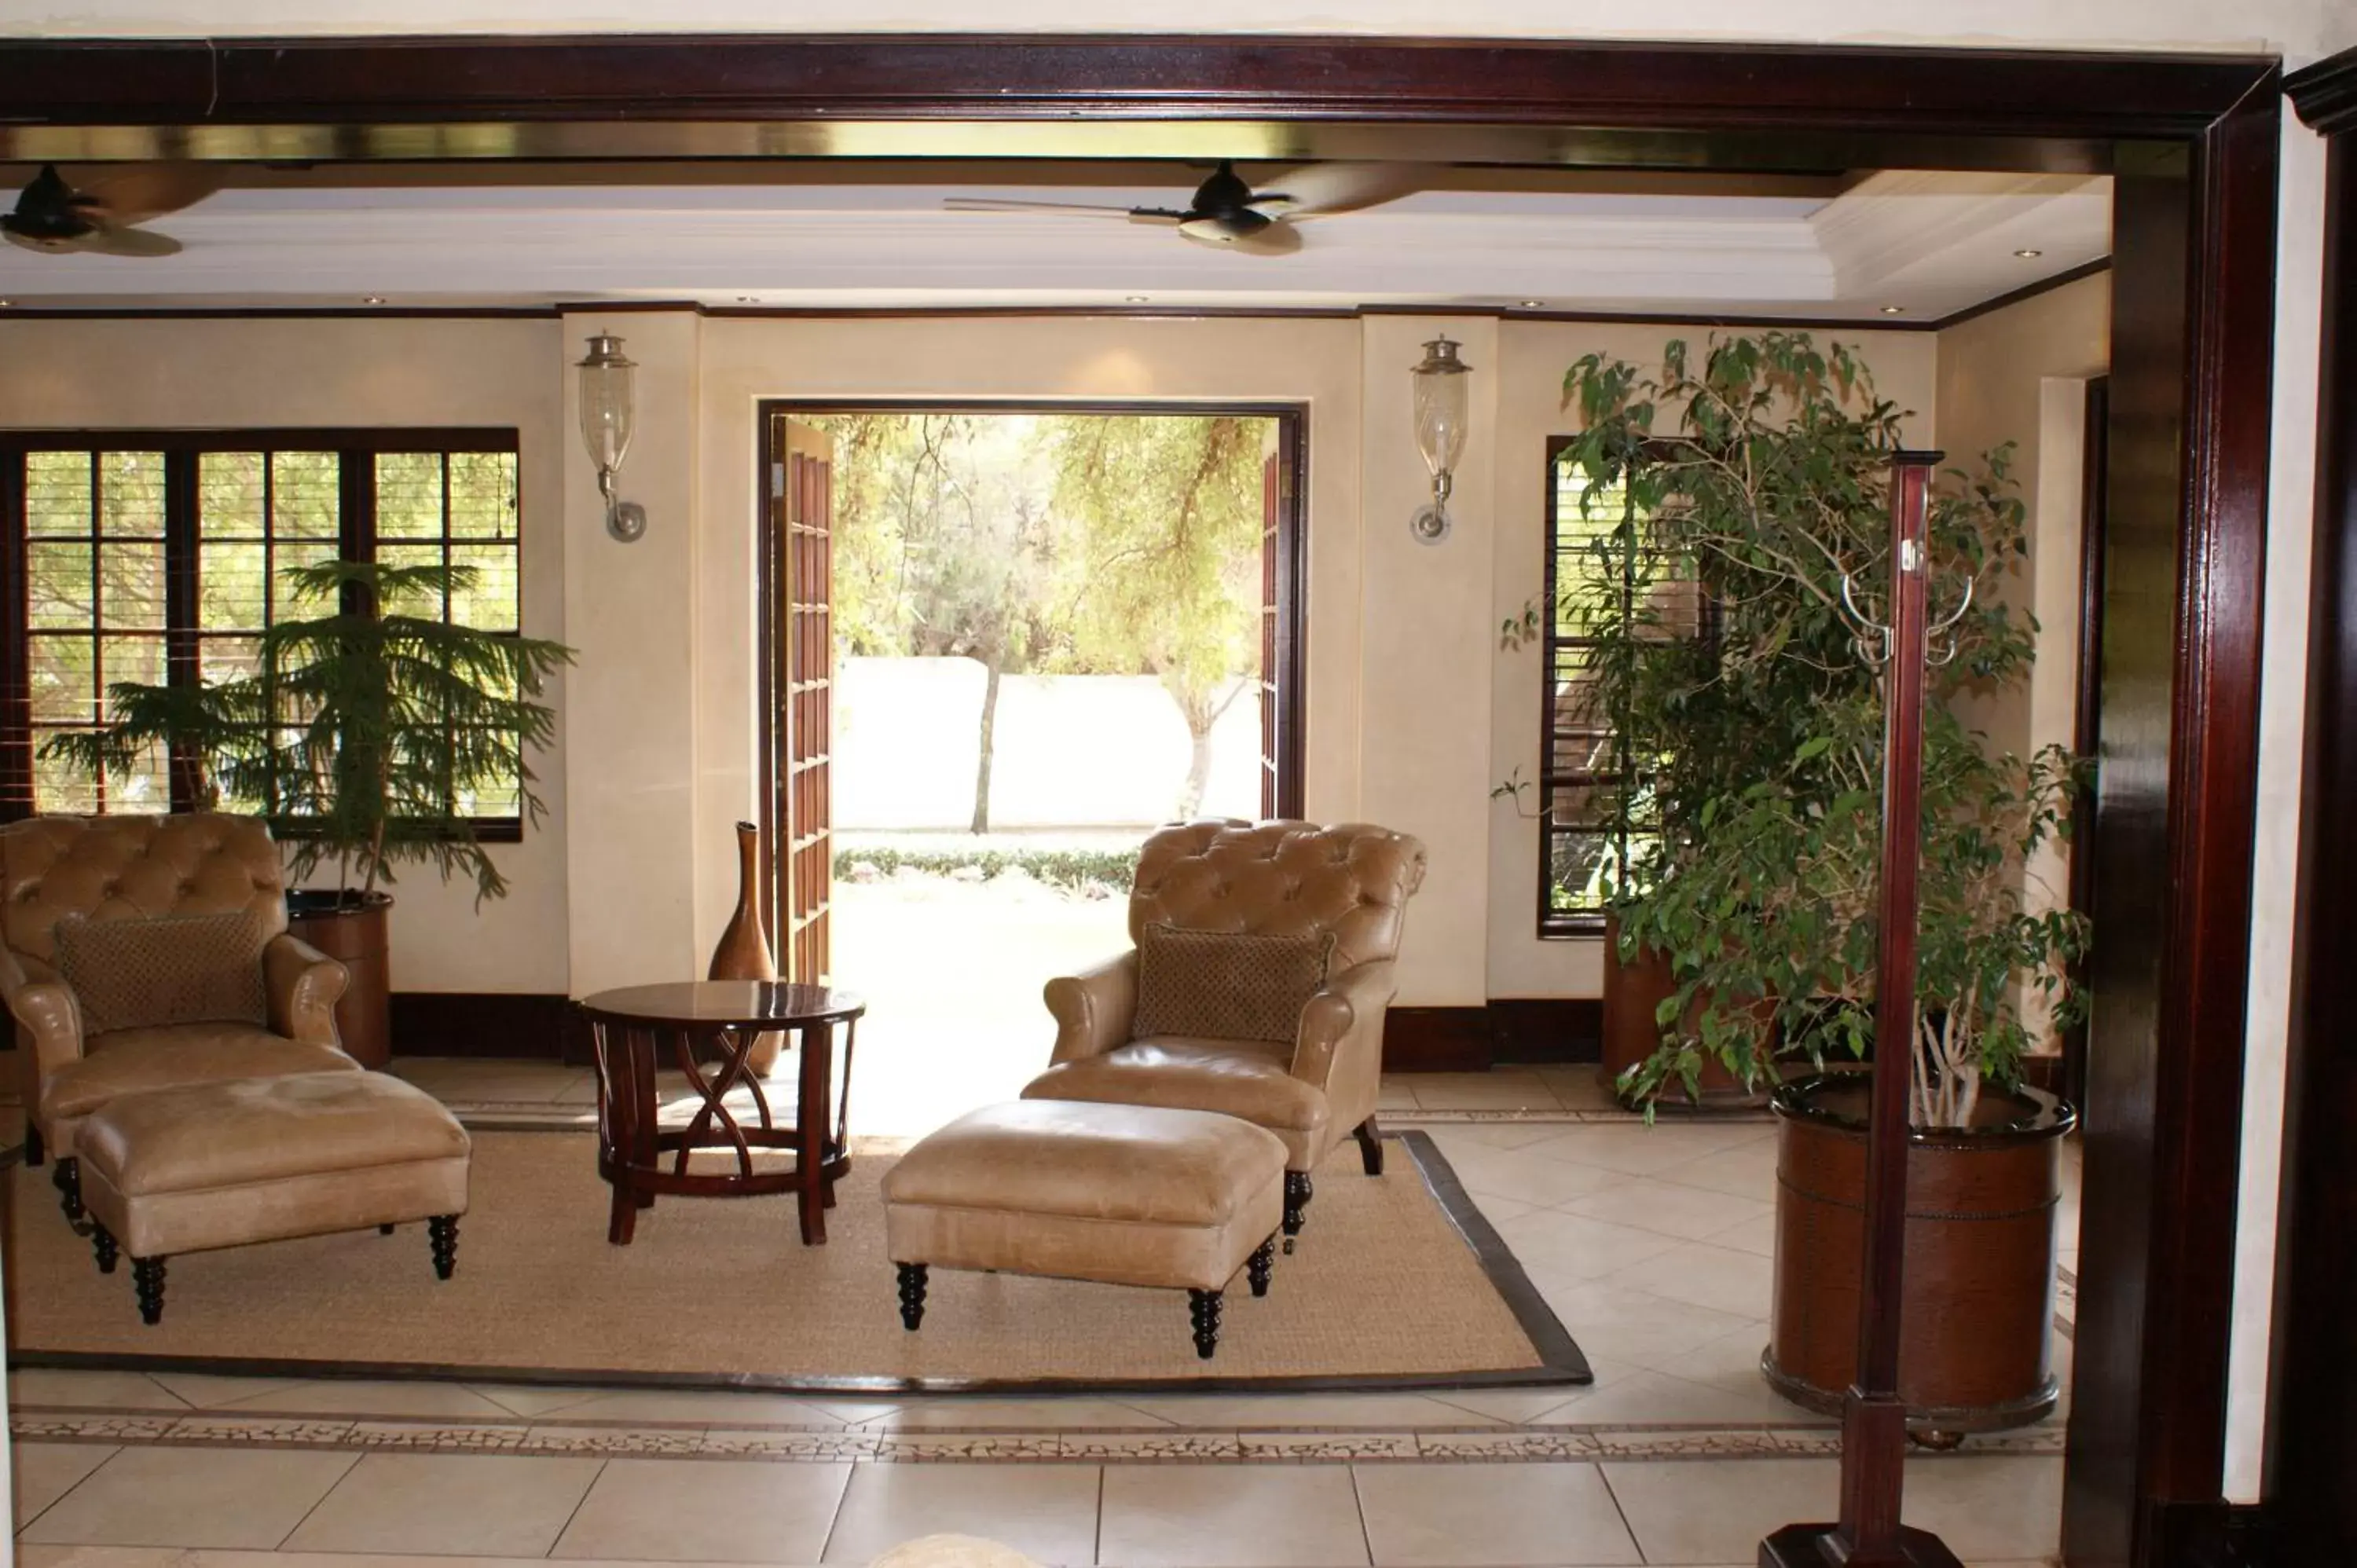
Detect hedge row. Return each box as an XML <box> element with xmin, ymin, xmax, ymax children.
<box><xmin>834</xmin><ymin>844</ymin><xmax>1139</xmax><ymax>892</ymax></box>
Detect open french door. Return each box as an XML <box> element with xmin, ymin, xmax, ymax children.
<box><xmin>1259</xmin><ymin>423</ymin><xmax>1304</xmax><ymax>821</ymax></box>
<box><xmin>762</xmin><ymin>416</ymin><xmax>835</xmax><ymax>984</ymax></box>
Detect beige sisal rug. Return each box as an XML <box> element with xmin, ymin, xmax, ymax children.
<box><xmin>4</xmin><ymin>1130</ymin><xmax>1585</xmax><ymax>1392</ymax></box>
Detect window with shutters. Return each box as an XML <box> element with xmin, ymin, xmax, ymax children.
<box><xmin>1538</xmin><ymin>437</ymin><xmax>1707</xmax><ymax>935</ymax></box>
<box><xmin>1</xmin><ymin>430</ymin><xmax>522</xmax><ymax>827</ymax></box>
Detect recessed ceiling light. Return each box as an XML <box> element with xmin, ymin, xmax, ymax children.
<box><xmin>1879</xmin><ymin>305</ymin><xmax>1907</xmax><ymax>315</ymax></box>
<box><xmin>1519</xmin><ymin>299</ymin><xmax>1545</xmax><ymax>310</ymax></box>
<box><xmin>735</xmin><ymin>295</ymin><xmax>761</xmax><ymax>304</ymax></box>
<box><xmin>0</xmin><ymin>299</ymin><xmax>14</xmax><ymax>308</ymax></box>
<box><xmin>361</xmin><ymin>295</ymin><xmax>386</xmax><ymax>306</ymax></box>
<box><xmin>2014</xmin><ymin>248</ymin><xmax>2044</xmax><ymax>259</ymax></box>
<box><xmin>1124</xmin><ymin>295</ymin><xmax>1151</xmax><ymax>303</ymax></box>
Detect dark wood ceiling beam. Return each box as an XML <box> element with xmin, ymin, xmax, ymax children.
<box><xmin>0</xmin><ymin>34</ymin><xmax>2271</xmax><ymax>138</ymax></box>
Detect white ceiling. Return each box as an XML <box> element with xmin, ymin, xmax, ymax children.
<box><xmin>0</xmin><ymin>165</ymin><xmax>2110</xmax><ymax>320</ymax></box>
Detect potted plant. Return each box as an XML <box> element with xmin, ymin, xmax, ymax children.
<box><xmin>1556</xmin><ymin>333</ymin><xmax>2088</xmax><ymax>1438</ymax></box>
<box><xmin>41</xmin><ymin>559</ymin><xmax>571</xmax><ymax>1067</ymax></box>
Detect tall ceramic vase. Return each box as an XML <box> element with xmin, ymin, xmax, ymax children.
<box><xmin>709</xmin><ymin>820</ymin><xmax>784</xmax><ymax>1076</ymax></box>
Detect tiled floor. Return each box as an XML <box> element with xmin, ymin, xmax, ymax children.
<box><xmin>8</xmin><ymin>1062</ymin><xmax>2076</xmax><ymax>1566</ymax></box>
<box><xmin>11</xmin><ymin>1447</ymin><xmax>2064</xmax><ymax>1566</ymax></box>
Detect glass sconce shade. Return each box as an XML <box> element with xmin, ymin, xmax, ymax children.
<box><xmin>576</xmin><ymin>334</ymin><xmax>637</xmax><ymax>482</ymax></box>
<box><xmin>1409</xmin><ymin>335</ymin><xmax>1472</xmax><ymax>544</ymax></box>
<box><xmin>1411</xmin><ymin>335</ymin><xmax>1472</xmax><ymax>485</ymax></box>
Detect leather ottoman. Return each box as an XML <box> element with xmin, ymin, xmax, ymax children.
<box><xmin>882</xmin><ymin>1100</ymin><xmax>1288</xmax><ymax>1358</ymax></box>
<box><xmin>75</xmin><ymin>1070</ymin><xmax>472</xmax><ymax>1325</ymax></box>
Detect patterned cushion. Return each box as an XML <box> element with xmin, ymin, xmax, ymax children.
<box><xmin>52</xmin><ymin>911</ymin><xmax>271</xmax><ymax>1036</ymax></box>
<box><xmin>1131</xmin><ymin>922</ymin><xmax>1335</xmax><ymax>1046</ymax></box>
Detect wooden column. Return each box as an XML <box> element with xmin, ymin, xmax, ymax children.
<box><xmin>1761</xmin><ymin>453</ymin><xmax>1960</xmax><ymax>1568</ymax></box>
<box><xmin>2268</xmin><ymin>45</ymin><xmax>2357</xmax><ymax>1563</ymax></box>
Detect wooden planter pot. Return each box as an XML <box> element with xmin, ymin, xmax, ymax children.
<box><xmin>1763</xmin><ymin>1072</ymin><xmax>2074</xmax><ymax>1442</ymax></box>
<box><xmin>286</xmin><ymin>891</ymin><xmax>394</xmax><ymax>1070</ymax></box>
<box><xmin>1599</xmin><ymin>914</ymin><xmax>1765</xmax><ymax>1109</ymax></box>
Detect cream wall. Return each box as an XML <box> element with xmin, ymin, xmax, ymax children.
<box><xmin>1930</xmin><ymin>273</ymin><xmax>2112</xmax><ymax>1044</ymax></box>
<box><xmin>1934</xmin><ymin>273</ymin><xmax>2112</xmax><ymax>764</ymax></box>
<box><xmin>0</xmin><ymin>316</ymin><xmax>572</xmax><ymax>996</ymax></box>
<box><xmin>559</xmin><ymin>309</ymin><xmax>706</xmax><ymax>990</ymax></box>
<box><xmin>1483</xmin><ymin>320</ymin><xmax>1939</xmax><ymax>1000</ymax></box>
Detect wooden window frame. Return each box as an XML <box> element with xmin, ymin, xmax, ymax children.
<box><xmin>0</xmin><ymin>427</ymin><xmax>525</xmax><ymax>836</ymax></box>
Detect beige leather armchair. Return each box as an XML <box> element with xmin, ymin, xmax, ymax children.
<box><xmin>1022</xmin><ymin>819</ymin><xmax>1427</xmax><ymax>1247</ymax></box>
<box><xmin>0</xmin><ymin>814</ymin><xmax>357</xmax><ymax>1222</ymax></box>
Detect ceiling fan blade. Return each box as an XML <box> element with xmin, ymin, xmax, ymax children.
<box><xmin>1249</xmin><ymin>162</ymin><xmax>1422</xmax><ymax>216</ymax></box>
<box><xmin>79</xmin><ymin>225</ymin><xmax>183</xmax><ymax>258</ymax></box>
<box><xmin>73</xmin><ymin>163</ymin><xmax>224</xmax><ymax>226</ymax></box>
<box><xmin>941</xmin><ymin>197</ymin><xmax>1138</xmax><ymax>218</ymax></box>
<box><xmin>1180</xmin><ymin>219</ymin><xmax>1303</xmax><ymax>257</ymax></box>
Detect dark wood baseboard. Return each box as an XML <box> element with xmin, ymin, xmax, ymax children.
<box><xmin>1489</xmin><ymin>998</ymin><xmax>1604</xmax><ymax>1065</ymax></box>
<box><xmin>390</xmin><ymin>991</ymin><xmax>1604</xmax><ymax>1076</ymax></box>
<box><xmin>389</xmin><ymin>992</ymin><xmax>577</xmax><ymax>1063</ymax></box>
<box><xmin>1382</xmin><ymin>999</ymin><xmax>1602</xmax><ymax>1073</ymax></box>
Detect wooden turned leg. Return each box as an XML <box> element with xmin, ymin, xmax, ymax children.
<box><xmin>608</xmin><ymin>1173</ymin><xmax>640</xmax><ymax>1246</ymax></box>
<box><xmin>1282</xmin><ymin>1171</ymin><xmax>1313</xmax><ymax>1253</ymax></box>
<box><xmin>1247</xmin><ymin>1234</ymin><xmax>1275</xmax><ymax>1298</ymax></box>
<box><xmin>379</xmin><ymin>1222</ymin><xmax>397</xmax><ymax>1236</ymax></box>
<box><xmin>53</xmin><ymin>1156</ymin><xmax>82</xmax><ymax>1224</ymax></box>
<box><xmin>132</xmin><ymin>1256</ymin><xmax>167</xmax><ymax>1325</ymax></box>
<box><xmin>429</xmin><ymin>1215</ymin><xmax>460</xmax><ymax>1280</ymax></box>
<box><xmin>1354</xmin><ymin>1116</ymin><xmax>1386</xmax><ymax>1177</ymax></box>
<box><xmin>90</xmin><ymin>1222</ymin><xmax>119</xmax><ymax>1275</ymax></box>
<box><xmin>24</xmin><ymin>1123</ymin><xmax>44</xmax><ymax>1167</ymax></box>
<box><xmin>1189</xmin><ymin>1288</ymin><xmax>1224</xmax><ymax>1360</ymax></box>
<box><xmin>896</xmin><ymin>1262</ymin><xmax>928</xmax><ymax>1330</ymax></box>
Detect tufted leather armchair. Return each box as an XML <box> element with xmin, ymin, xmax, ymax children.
<box><xmin>0</xmin><ymin>813</ymin><xmax>358</xmax><ymax>1222</ymax></box>
<box><xmin>1021</xmin><ymin>819</ymin><xmax>1427</xmax><ymax>1247</ymax></box>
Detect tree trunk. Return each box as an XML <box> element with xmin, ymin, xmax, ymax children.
<box><xmin>970</xmin><ymin>658</ymin><xmax>1002</xmax><ymax>835</ymax></box>
<box><xmin>1178</xmin><ymin>720</ymin><xmax>1215</xmax><ymax>820</ymax></box>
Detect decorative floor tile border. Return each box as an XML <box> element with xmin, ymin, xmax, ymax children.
<box><xmin>8</xmin><ymin>1408</ymin><xmax>2065</xmax><ymax>1465</ymax></box>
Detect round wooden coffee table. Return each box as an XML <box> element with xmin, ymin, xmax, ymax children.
<box><xmin>577</xmin><ymin>980</ymin><xmax>865</xmax><ymax>1246</ymax></box>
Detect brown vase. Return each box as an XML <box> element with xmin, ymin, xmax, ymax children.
<box><xmin>1598</xmin><ymin>913</ymin><xmax>1766</xmax><ymax>1109</ymax></box>
<box><xmin>286</xmin><ymin>890</ymin><xmax>394</xmax><ymax>1070</ymax></box>
<box><xmin>1762</xmin><ymin>1072</ymin><xmax>2074</xmax><ymax>1442</ymax></box>
<box><xmin>709</xmin><ymin>820</ymin><xmax>783</xmax><ymax>1075</ymax></box>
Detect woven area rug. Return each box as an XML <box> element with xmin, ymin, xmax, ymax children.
<box><xmin>5</xmin><ymin>1129</ymin><xmax>1586</xmax><ymax>1394</ymax></box>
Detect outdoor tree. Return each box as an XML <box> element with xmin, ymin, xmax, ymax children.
<box><xmin>812</xmin><ymin>413</ymin><xmax>1065</xmax><ymax>832</ymax></box>
<box><xmin>1045</xmin><ymin>414</ymin><xmax>1266</xmax><ymax>819</ymax></box>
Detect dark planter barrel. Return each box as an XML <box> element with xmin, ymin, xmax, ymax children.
<box><xmin>1763</xmin><ymin>1072</ymin><xmax>2074</xmax><ymax>1442</ymax></box>
<box><xmin>1599</xmin><ymin>914</ymin><xmax>1766</xmax><ymax>1109</ymax></box>
<box><xmin>286</xmin><ymin>890</ymin><xmax>394</xmax><ymax>1070</ymax></box>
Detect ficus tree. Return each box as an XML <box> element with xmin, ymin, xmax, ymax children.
<box><xmin>1551</xmin><ymin>332</ymin><xmax>2089</xmax><ymax>1125</ymax></box>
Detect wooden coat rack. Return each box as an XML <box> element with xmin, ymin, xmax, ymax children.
<box><xmin>1761</xmin><ymin>452</ymin><xmax>1964</xmax><ymax>1568</ymax></box>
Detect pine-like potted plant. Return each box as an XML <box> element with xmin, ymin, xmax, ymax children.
<box><xmin>41</xmin><ymin>559</ymin><xmax>571</xmax><ymax>1066</ymax></box>
<box><xmin>1557</xmin><ymin>333</ymin><xmax>2088</xmax><ymax>1438</ymax></box>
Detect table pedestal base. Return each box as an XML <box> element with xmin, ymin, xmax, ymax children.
<box><xmin>1759</xmin><ymin>1525</ymin><xmax>1965</xmax><ymax>1568</ymax></box>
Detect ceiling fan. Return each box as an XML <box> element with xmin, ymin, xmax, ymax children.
<box><xmin>942</xmin><ymin>160</ymin><xmax>1418</xmax><ymax>255</ymax></box>
<box><xmin>2</xmin><ymin>163</ymin><xmax>223</xmax><ymax>258</ymax></box>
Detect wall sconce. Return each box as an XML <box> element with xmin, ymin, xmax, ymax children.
<box><xmin>577</xmin><ymin>332</ymin><xmax>647</xmax><ymax>543</ymax></box>
<box><xmin>1409</xmin><ymin>335</ymin><xmax>1472</xmax><ymax>545</ymax></box>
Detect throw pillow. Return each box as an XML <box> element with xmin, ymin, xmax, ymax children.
<box><xmin>53</xmin><ymin>910</ymin><xmax>271</xmax><ymax>1036</ymax></box>
<box><xmin>1131</xmin><ymin>922</ymin><xmax>1336</xmax><ymax>1044</ymax></box>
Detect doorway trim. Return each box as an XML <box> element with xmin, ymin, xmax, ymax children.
<box><xmin>2</xmin><ymin>36</ymin><xmax>2282</xmax><ymax>1568</ymax></box>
